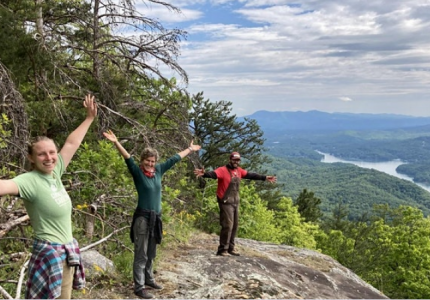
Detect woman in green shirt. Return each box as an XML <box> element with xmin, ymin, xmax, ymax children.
<box><xmin>103</xmin><ymin>130</ymin><xmax>200</xmax><ymax>299</ymax></box>
<box><xmin>0</xmin><ymin>94</ymin><xmax>97</xmax><ymax>299</ymax></box>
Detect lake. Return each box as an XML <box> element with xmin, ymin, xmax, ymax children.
<box><xmin>317</xmin><ymin>151</ymin><xmax>430</xmax><ymax>193</ymax></box>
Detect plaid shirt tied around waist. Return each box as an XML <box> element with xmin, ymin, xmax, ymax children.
<box><xmin>25</xmin><ymin>238</ymin><xmax>85</xmax><ymax>299</ymax></box>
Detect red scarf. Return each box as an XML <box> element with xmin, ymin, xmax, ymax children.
<box><xmin>141</xmin><ymin>167</ymin><xmax>155</xmax><ymax>178</ymax></box>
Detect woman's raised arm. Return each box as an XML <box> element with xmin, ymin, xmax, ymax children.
<box><xmin>60</xmin><ymin>94</ymin><xmax>97</xmax><ymax>168</ymax></box>
<box><xmin>103</xmin><ymin>130</ymin><xmax>131</xmax><ymax>159</ymax></box>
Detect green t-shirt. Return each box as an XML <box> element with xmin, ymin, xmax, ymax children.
<box><xmin>12</xmin><ymin>154</ymin><xmax>73</xmax><ymax>244</ymax></box>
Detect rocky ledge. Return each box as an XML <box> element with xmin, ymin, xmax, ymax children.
<box><xmin>147</xmin><ymin>232</ymin><xmax>388</xmax><ymax>299</ymax></box>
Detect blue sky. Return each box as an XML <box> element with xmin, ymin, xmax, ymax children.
<box><xmin>137</xmin><ymin>0</ymin><xmax>430</xmax><ymax>117</ymax></box>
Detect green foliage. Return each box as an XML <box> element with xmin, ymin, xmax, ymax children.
<box><xmin>193</xmin><ymin>182</ymin><xmax>281</xmax><ymax>242</ymax></box>
<box><xmin>189</xmin><ymin>92</ymin><xmax>282</xmax><ymax>220</ymax></box>
<box><xmin>294</xmin><ymin>188</ymin><xmax>323</xmax><ymax>223</ymax></box>
<box><xmin>65</xmin><ymin>141</ymin><xmax>134</xmax><ymax>246</ymax></box>
<box><xmin>0</xmin><ymin>252</ymin><xmax>29</xmax><ymax>298</ymax></box>
<box><xmin>274</xmin><ymin>197</ymin><xmax>319</xmax><ymax>249</ymax></box>
<box><xmin>315</xmin><ymin>229</ymin><xmax>350</xmax><ymax>261</ymax></box>
<box><xmin>322</xmin><ymin>201</ymin><xmax>351</xmax><ymax>232</ymax></box>
<box><xmin>0</xmin><ymin>113</ymin><xmax>11</xmax><ymax>149</ymax></box>
<box><xmin>112</xmin><ymin>250</ymin><xmax>134</xmax><ymax>283</ymax></box>
<box><xmin>265</xmin><ymin>155</ymin><xmax>430</xmax><ymax>220</ymax></box>
<box><xmin>237</xmin><ymin>184</ymin><xmax>281</xmax><ymax>243</ymax></box>
<box><xmin>0</xmin><ymin>2</ymin><xmax>42</xmax><ymax>84</ymax></box>
<box><xmin>190</xmin><ymin>92</ymin><xmax>269</xmax><ymax>172</ymax></box>
<box><xmin>193</xmin><ymin>182</ymin><xmax>224</xmax><ymax>234</ymax></box>
<box><xmin>193</xmin><ymin>181</ymin><xmax>321</xmax><ymax>248</ymax></box>
<box><xmin>364</xmin><ymin>206</ymin><xmax>430</xmax><ymax>298</ymax></box>
<box><xmin>318</xmin><ymin>204</ymin><xmax>430</xmax><ymax>299</ymax></box>
<box><xmin>267</xmin><ymin>127</ymin><xmax>430</xmax><ymax>194</ymax></box>
<box><xmin>67</xmin><ymin>141</ymin><xmax>133</xmax><ymax>206</ymax></box>
<box><xmin>119</xmin><ymin>78</ymin><xmax>192</xmax><ymax>150</ymax></box>
<box><xmin>397</xmin><ymin>162</ymin><xmax>430</xmax><ymax>185</ymax></box>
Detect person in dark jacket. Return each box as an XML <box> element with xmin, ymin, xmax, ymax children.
<box><xmin>103</xmin><ymin>130</ymin><xmax>201</xmax><ymax>299</ymax></box>
<box><xmin>194</xmin><ymin>152</ymin><xmax>276</xmax><ymax>256</ymax></box>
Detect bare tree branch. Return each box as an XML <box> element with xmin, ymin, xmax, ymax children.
<box><xmin>16</xmin><ymin>257</ymin><xmax>30</xmax><ymax>299</ymax></box>
<box><xmin>0</xmin><ymin>285</ymin><xmax>13</xmax><ymax>299</ymax></box>
<box><xmin>0</xmin><ymin>215</ymin><xmax>30</xmax><ymax>239</ymax></box>
<box><xmin>80</xmin><ymin>226</ymin><xmax>129</xmax><ymax>252</ymax></box>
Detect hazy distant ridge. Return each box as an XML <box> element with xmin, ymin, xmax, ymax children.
<box><xmin>241</xmin><ymin>110</ymin><xmax>430</xmax><ymax>132</ymax></box>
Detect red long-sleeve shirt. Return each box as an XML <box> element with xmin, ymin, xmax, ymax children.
<box><xmin>203</xmin><ymin>164</ymin><xmax>266</xmax><ymax>199</ymax></box>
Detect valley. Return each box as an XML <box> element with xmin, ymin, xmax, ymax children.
<box><xmin>318</xmin><ymin>151</ymin><xmax>430</xmax><ymax>193</ymax></box>
<box><xmin>242</xmin><ymin>110</ymin><xmax>430</xmax><ymax>219</ymax></box>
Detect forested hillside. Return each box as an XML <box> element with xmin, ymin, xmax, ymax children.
<box><xmin>248</xmin><ymin>111</ymin><xmax>430</xmax><ymax>188</ymax></box>
<box><xmin>265</xmin><ymin>155</ymin><xmax>430</xmax><ymax>219</ymax></box>
<box><xmin>246</xmin><ymin>110</ymin><xmax>430</xmax><ymax>219</ymax></box>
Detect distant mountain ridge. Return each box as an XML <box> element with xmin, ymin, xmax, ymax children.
<box><xmin>240</xmin><ymin>110</ymin><xmax>430</xmax><ymax>132</ymax></box>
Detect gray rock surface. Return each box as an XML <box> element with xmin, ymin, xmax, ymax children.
<box><xmin>81</xmin><ymin>249</ymin><xmax>115</xmax><ymax>278</ymax></box>
<box><xmin>152</xmin><ymin>232</ymin><xmax>388</xmax><ymax>299</ymax></box>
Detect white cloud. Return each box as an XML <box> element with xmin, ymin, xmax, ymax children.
<box><xmin>136</xmin><ymin>0</ymin><xmax>430</xmax><ymax>117</ymax></box>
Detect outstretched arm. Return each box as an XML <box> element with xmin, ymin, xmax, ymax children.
<box><xmin>265</xmin><ymin>175</ymin><xmax>277</xmax><ymax>183</ymax></box>
<box><xmin>194</xmin><ymin>168</ymin><xmax>218</xmax><ymax>179</ymax></box>
<box><xmin>0</xmin><ymin>180</ymin><xmax>19</xmax><ymax>196</ymax></box>
<box><xmin>60</xmin><ymin>94</ymin><xmax>97</xmax><ymax>168</ymax></box>
<box><xmin>194</xmin><ymin>168</ymin><xmax>205</xmax><ymax>177</ymax></box>
<box><xmin>178</xmin><ymin>140</ymin><xmax>201</xmax><ymax>159</ymax></box>
<box><xmin>103</xmin><ymin>130</ymin><xmax>131</xmax><ymax>159</ymax></box>
<box><xmin>244</xmin><ymin>172</ymin><xmax>277</xmax><ymax>183</ymax></box>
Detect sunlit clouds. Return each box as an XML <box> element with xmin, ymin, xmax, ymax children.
<box><xmin>138</xmin><ymin>0</ymin><xmax>430</xmax><ymax>117</ymax></box>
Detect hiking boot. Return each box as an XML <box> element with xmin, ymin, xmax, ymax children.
<box><xmin>134</xmin><ymin>289</ymin><xmax>154</xmax><ymax>299</ymax></box>
<box><xmin>145</xmin><ymin>282</ymin><xmax>163</xmax><ymax>290</ymax></box>
<box><xmin>216</xmin><ymin>250</ymin><xmax>229</xmax><ymax>256</ymax></box>
<box><xmin>228</xmin><ymin>249</ymin><xmax>240</xmax><ymax>256</ymax></box>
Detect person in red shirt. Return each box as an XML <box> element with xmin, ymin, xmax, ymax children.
<box><xmin>194</xmin><ymin>152</ymin><xmax>276</xmax><ymax>256</ymax></box>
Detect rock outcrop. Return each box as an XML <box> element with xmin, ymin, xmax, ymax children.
<box><xmin>81</xmin><ymin>249</ymin><xmax>116</xmax><ymax>278</ymax></box>
<box><xmin>150</xmin><ymin>232</ymin><xmax>388</xmax><ymax>299</ymax></box>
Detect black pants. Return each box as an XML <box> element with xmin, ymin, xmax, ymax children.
<box><xmin>218</xmin><ymin>202</ymin><xmax>239</xmax><ymax>253</ymax></box>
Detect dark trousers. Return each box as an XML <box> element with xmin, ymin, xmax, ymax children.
<box><xmin>133</xmin><ymin>216</ymin><xmax>157</xmax><ymax>292</ymax></box>
<box><xmin>218</xmin><ymin>203</ymin><xmax>239</xmax><ymax>253</ymax></box>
